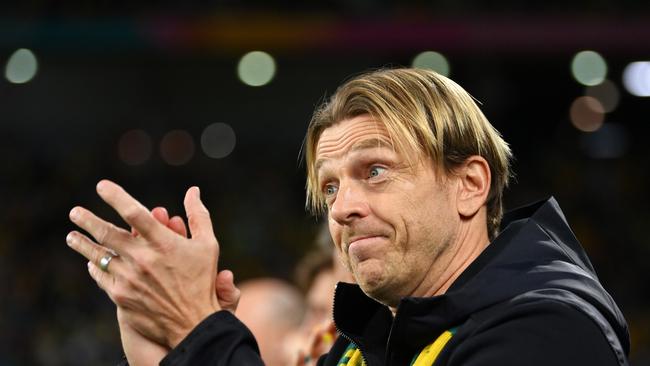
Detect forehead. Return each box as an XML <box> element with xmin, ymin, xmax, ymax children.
<box><xmin>315</xmin><ymin>115</ymin><xmax>393</xmax><ymax>160</ymax></box>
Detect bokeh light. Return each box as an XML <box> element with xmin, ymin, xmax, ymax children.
<box><xmin>622</xmin><ymin>61</ymin><xmax>650</xmax><ymax>97</ymax></box>
<box><xmin>5</xmin><ymin>48</ymin><xmax>38</xmax><ymax>84</ymax></box>
<box><xmin>237</xmin><ymin>51</ymin><xmax>276</xmax><ymax>87</ymax></box>
<box><xmin>201</xmin><ymin>123</ymin><xmax>236</xmax><ymax>159</ymax></box>
<box><xmin>411</xmin><ymin>51</ymin><xmax>450</xmax><ymax>76</ymax></box>
<box><xmin>117</xmin><ymin>129</ymin><xmax>153</xmax><ymax>166</ymax></box>
<box><xmin>585</xmin><ymin>80</ymin><xmax>620</xmax><ymax>113</ymax></box>
<box><xmin>160</xmin><ymin>130</ymin><xmax>195</xmax><ymax>166</ymax></box>
<box><xmin>570</xmin><ymin>96</ymin><xmax>605</xmax><ymax>132</ymax></box>
<box><xmin>571</xmin><ymin>50</ymin><xmax>607</xmax><ymax>86</ymax></box>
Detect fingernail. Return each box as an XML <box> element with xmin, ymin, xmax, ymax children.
<box><xmin>195</xmin><ymin>186</ymin><xmax>201</xmax><ymax>198</ymax></box>
<box><xmin>66</xmin><ymin>232</ymin><xmax>76</xmax><ymax>246</ymax></box>
<box><xmin>69</xmin><ymin>208</ymin><xmax>79</xmax><ymax>221</ymax></box>
<box><xmin>96</xmin><ymin>180</ymin><xmax>106</xmax><ymax>193</ymax></box>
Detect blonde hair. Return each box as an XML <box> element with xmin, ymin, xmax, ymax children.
<box><xmin>304</xmin><ymin>68</ymin><xmax>512</xmax><ymax>239</ymax></box>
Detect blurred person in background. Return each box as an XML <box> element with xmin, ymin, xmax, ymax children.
<box><xmin>295</xmin><ymin>223</ymin><xmax>355</xmax><ymax>333</ymax></box>
<box><xmin>67</xmin><ymin>68</ymin><xmax>630</xmax><ymax>365</ymax></box>
<box><xmin>236</xmin><ymin>278</ymin><xmax>305</xmax><ymax>366</ymax></box>
<box><xmin>293</xmin><ymin>224</ymin><xmax>355</xmax><ymax>365</ymax></box>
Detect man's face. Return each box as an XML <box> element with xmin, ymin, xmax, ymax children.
<box><xmin>315</xmin><ymin>114</ymin><xmax>460</xmax><ymax>307</ymax></box>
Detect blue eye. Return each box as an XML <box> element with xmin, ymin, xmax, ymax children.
<box><xmin>369</xmin><ymin>166</ymin><xmax>386</xmax><ymax>178</ymax></box>
<box><xmin>325</xmin><ymin>184</ymin><xmax>338</xmax><ymax>196</ymax></box>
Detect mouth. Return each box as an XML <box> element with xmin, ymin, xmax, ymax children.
<box><xmin>345</xmin><ymin>234</ymin><xmax>386</xmax><ymax>254</ymax></box>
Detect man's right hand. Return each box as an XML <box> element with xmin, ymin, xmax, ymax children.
<box><xmin>142</xmin><ymin>207</ymin><xmax>241</xmax><ymax>314</ymax></box>
<box><xmin>119</xmin><ymin>206</ymin><xmax>241</xmax><ymax>366</ymax></box>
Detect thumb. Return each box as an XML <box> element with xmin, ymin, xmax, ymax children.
<box><xmin>215</xmin><ymin>269</ymin><xmax>240</xmax><ymax>313</ymax></box>
<box><xmin>183</xmin><ymin>186</ymin><xmax>215</xmax><ymax>241</ymax></box>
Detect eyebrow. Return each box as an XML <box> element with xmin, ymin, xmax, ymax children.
<box><xmin>315</xmin><ymin>138</ymin><xmax>394</xmax><ymax>172</ymax></box>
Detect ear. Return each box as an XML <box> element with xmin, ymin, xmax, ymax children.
<box><xmin>455</xmin><ymin>156</ymin><xmax>491</xmax><ymax>218</ymax></box>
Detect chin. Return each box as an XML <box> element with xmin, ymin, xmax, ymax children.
<box><xmin>356</xmin><ymin>270</ymin><xmax>399</xmax><ymax>305</ymax></box>
<box><xmin>362</xmin><ymin>284</ymin><xmax>401</xmax><ymax>308</ymax></box>
<box><xmin>354</xmin><ymin>265</ymin><xmax>382</xmax><ymax>288</ymax></box>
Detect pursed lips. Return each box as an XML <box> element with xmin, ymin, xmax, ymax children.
<box><xmin>344</xmin><ymin>234</ymin><xmax>385</xmax><ymax>253</ymax></box>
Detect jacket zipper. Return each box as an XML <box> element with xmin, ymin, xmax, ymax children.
<box><xmin>332</xmin><ymin>285</ymin><xmax>371</xmax><ymax>366</ymax></box>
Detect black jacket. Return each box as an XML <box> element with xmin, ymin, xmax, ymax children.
<box><xmin>320</xmin><ymin>197</ymin><xmax>629</xmax><ymax>365</ymax></box>
<box><xmin>145</xmin><ymin>197</ymin><xmax>630</xmax><ymax>365</ymax></box>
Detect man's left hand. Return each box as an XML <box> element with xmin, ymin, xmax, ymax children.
<box><xmin>66</xmin><ymin>179</ymin><xmax>221</xmax><ymax>348</ymax></box>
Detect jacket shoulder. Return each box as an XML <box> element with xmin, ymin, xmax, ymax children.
<box><xmin>443</xmin><ymin>297</ymin><xmax>625</xmax><ymax>366</ymax></box>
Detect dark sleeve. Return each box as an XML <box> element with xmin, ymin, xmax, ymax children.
<box><xmin>160</xmin><ymin>310</ymin><xmax>263</xmax><ymax>366</ymax></box>
<box><xmin>447</xmin><ymin>300</ymin><xmax>621</xmax><ymax>366</ymax></box>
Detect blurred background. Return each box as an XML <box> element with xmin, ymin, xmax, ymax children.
<box><xmin>1</xmin><ymin>1</ymin><xmax>649</xmax><ymax>365</ymax></box>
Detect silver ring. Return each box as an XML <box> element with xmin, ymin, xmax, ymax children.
<box><xmin>99</xmin><ymin>254</ymin><xmax>114</xmax><ymax>272</ymax></box>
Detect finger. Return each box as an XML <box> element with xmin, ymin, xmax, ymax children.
<box><xmin>87</xmin><ymin>261</ymin><xmax>117</xmax><ymax>299</ymax></box>
<box><xmin>151</xmin><ymin>207</ymin><xmax>170</xmax><ymax>226</ymax></box>
<box><xmin>168</xmin><ymin>216</ymin><xmax>188</xmax><ymax>238</ymax></box>
<box><xmin>68</xmin><ymin>208</ymin><xmax>132</xmax><ymax>255</ymax></box>
<box><xmin>67</xmin><ymin>231</ymin><xmax>126</xmax><ymax>274</ymax></box>
<box><xmin>216</xmin><ymin>270</ymin><xmax>240</xmax><ymax>313</ymax></box>
<box><xmin>183</xmin><ymin>187</ymin><xmax>214</xmax><ymax>241</ymax></box>
<box><xmin>67</xmin><ymin>230</ymin><xmax>110</xmax><ymax>264</ymax></box>
<box><xmin>96</xmin><ymin>180</ymin><xmax>165</xmax><ymax>241</ymax></box>
<box><xmin>133</xmin><ymin>207</ymin><xmax>169</xmax><ymax>236</ymax></box>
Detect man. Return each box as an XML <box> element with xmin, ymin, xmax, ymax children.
<box><xmin>67</xmin><ymin>68</ymin><xmax>630</xmax><ymax>365</ymax></box>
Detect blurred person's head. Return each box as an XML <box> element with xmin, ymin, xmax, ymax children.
<box><xmin>295</xmin><ymin>224</ymin><xmax>354</xmax><ymax>332</ymax></box>
<box><xmin>236</xmin><ymin>278</ymin><xmax>305</xmax><ymax>366</ymax></box>
<box><xmin>303</xmin><ymin>68</ymin><xmax>512</xmax><ymax>308</ymax></box>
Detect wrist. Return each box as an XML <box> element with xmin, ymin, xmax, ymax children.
<box><xmin>168</xmin><ymin>302</ymin><xmax>221</xmax><ymax>348</ymax></box>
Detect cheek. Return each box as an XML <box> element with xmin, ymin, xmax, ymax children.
<box><xmin>396</xmin><ymin>185</ymin><xmax>449</xmax><ymax>249</ymax></box>
<box><xmin>328</xmin><ymin>218</ymin><xmax>344</xmax><ymax>252</ymax></box>
<box><xmin>328</xmin><ymin>220</ymin><xmax>355</xmax><ymax>273</ymax></box>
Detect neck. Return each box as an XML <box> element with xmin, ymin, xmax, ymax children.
<box><xmin>389</xmin><ymin>213</ymin><xmax>490</xmax><ymax>313</ymax></box>
<box><xmin>434</xmin><ymin>228</ymin><xmax>488</xmax><ymax>296</ymax></box>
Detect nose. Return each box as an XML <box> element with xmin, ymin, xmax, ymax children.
<box><xmin>329</xmin><ymin>180</ymin><xmax>370</xmax><ymax>225</ymax></box>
